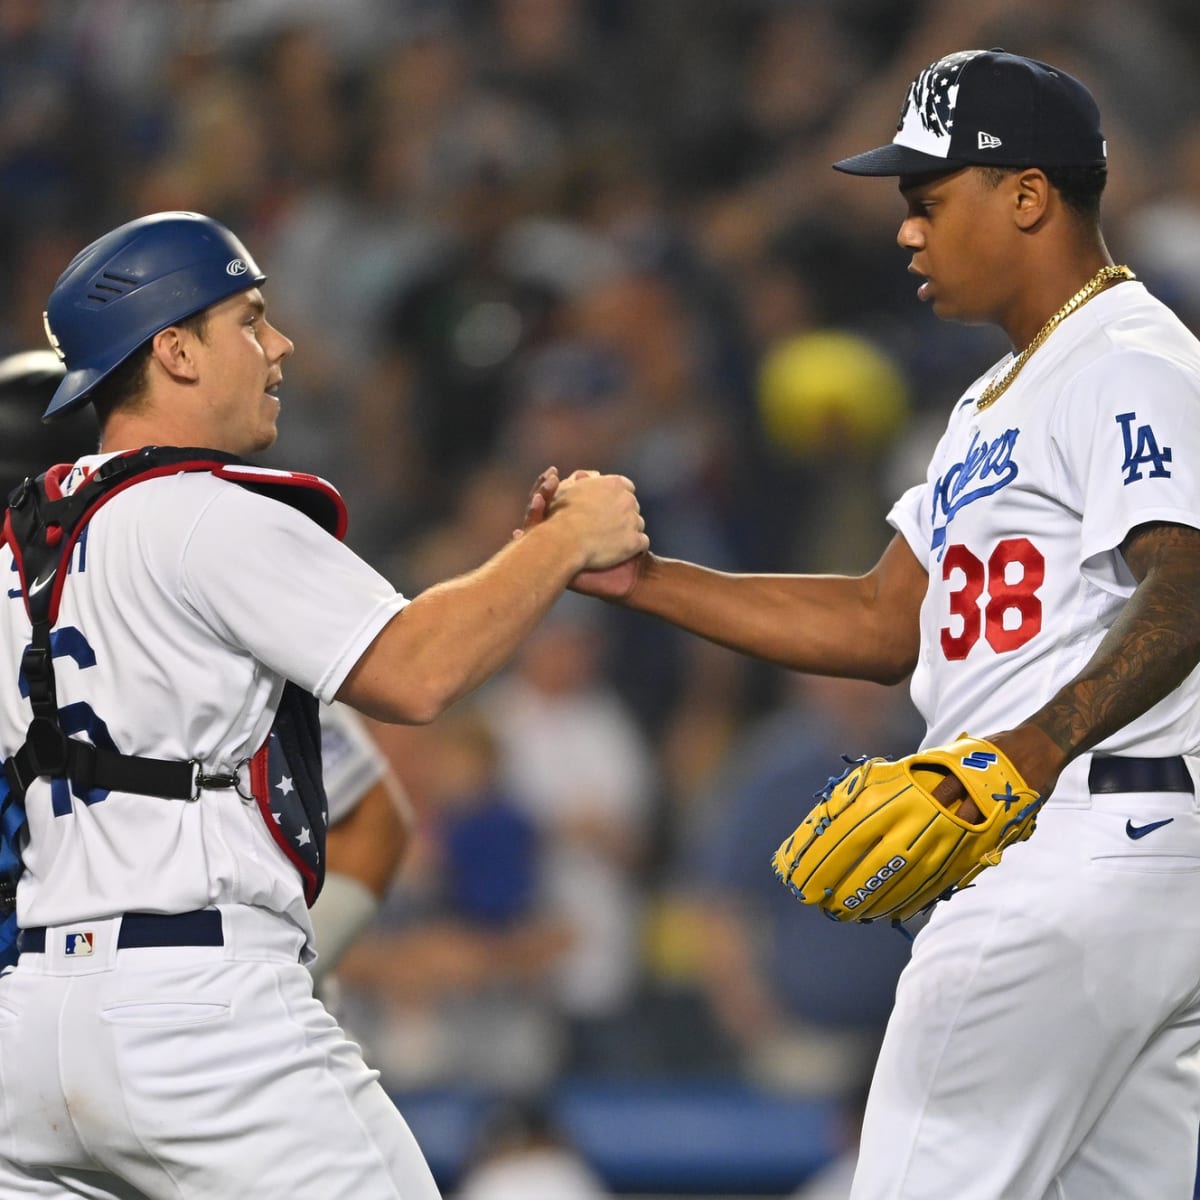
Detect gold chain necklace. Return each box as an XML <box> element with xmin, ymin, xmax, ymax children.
<box><xmin>975</xmin><ymin>265</ymin><xmax>1136</xmax><ymax>412</ymax></box>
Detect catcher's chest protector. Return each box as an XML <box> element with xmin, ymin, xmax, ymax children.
<box><xmin>1</xmin><ymin>446</ymin><xmax>347</xmax><ymax>911</ymax></box>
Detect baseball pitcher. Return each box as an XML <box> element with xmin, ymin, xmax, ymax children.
<box><xmin>544</xmin><ymin>49</ymin><xmax>1200</xmax><ymax>1199</ymax></box>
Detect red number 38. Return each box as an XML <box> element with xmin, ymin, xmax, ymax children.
<box><xmin>940</xmin><ymin>537</ymin><xmax>1045</xmax><ymax>660</ymax></box>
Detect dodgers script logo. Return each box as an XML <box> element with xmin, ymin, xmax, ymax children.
<box><xmin>930</xmin><ymin>427</ymin><xmax>1021</xmax><ymax>554</ymax></box>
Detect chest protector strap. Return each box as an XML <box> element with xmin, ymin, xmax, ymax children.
<box><xmin>1</xmin><ymin>445</ymin><xmax>348</xmax><ymax>905</ymax></box>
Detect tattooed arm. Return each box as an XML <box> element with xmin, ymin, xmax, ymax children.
<box><xmin>986</xmin><ymin>522</ymin><xmax>1200</xmax><ymax>799</ymax></box>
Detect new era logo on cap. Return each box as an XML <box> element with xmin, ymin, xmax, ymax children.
<box><xmin>833</xmin><ymin>48</ymin><xmax>1108</xmax><ymax>177</ymax></box>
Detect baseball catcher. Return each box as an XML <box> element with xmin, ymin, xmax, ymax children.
<box><xmin>772</xmin><ymin>735</ymin><xmax>1044</xmax><ymax>924</ymax></box>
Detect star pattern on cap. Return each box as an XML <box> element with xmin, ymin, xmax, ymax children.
<box><xmin>906</xmin><ymin>50</ymin><xmax>977</xmax><ymax>139</ymax></box>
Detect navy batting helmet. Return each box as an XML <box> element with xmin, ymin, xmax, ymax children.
<box><xmin>0</xmin><ymin>350</ymin><xmax>99</xmax><ymax>497</ymax></box>
<box><xmin>41</xmin><ymin>212</ymin><xmax>266</xmax><ymax>420</ymax></box>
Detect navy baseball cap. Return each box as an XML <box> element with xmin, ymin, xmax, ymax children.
<box><xmin>834</xmin><ymin>49</ymin><xmax>1107</xmax><ymax>177</ymax></box>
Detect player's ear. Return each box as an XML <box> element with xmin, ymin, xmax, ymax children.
<box><xmin>148</xmin><ymin>325</ymin><xmax>200</xmax><ymax>384</ymax></box>
<box><xmin>1012</xmin><ymin>168</ymin><xmax>1051</xmax><ymax>231</ymax></box>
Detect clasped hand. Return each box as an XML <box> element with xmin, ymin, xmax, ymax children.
<box><xmin>516</xmin><ymin>466</ymin><xmax>650</xmax><ymax>582</ymax></box>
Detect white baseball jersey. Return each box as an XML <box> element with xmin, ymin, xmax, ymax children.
<box><xmin>0</xmin><ymin>458</ymin><xmax>443</xmax><ymax>1200</ymax></box>
<box><xmin>889</xmin><ymin>281</ymin><xmax>1200</xmax><ymax>792</ymax></box>
<box><xmin>0</xmin><ymin>458</ymin><xmax>408</xmax><ymax>941</ymax></box>
<box><xmin>852</xmin><ymin>282</ymin><xmax>1200</xmax><ymax>1200</ymax></box>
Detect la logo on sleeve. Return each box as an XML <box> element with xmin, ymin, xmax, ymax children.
<box><xmin>1116</xmin><ymin>412</ymin><xmax>1171</xmax><ymax>484</ymax></box>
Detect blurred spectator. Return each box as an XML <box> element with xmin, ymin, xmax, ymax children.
<box><xmin>678</xmin><ymin>675</ymin><xmax>921</xmax><ymax>1093</ymax></box>
<box><xmin>454</xmin><ymin>1097</ymin><xmax>611</xmax><ymax>1200</ymax></box>
<box><xmin>756</xmin><ymin>331</ymin><xmax>908</xmax><ymax>464</ymax></box>
<box><xmin>502</xmin><ymin>338</ymin><xmax>640</xmax><ymax>478</ymax></box>
<box><xmin>472</xmin><ymin>0</ymin><xmax>632</xmax><ymax>138</ymax></box>
<box><xmin>248</xmin><ymin>19</ymin><xmax>352</xmax><ymax>191</ymax></box>
<box><xmin>336</xmin><ymin>705</ymin><xmax>573</xmax><ymax>1092</ymax></box>
<box><xmin>367</xmin><ymin>86</ymin><xmax>569</xmax><ymax>516</ymax></box>
<box><xmin>479</xmin><ymin>594</ymin><xmax>658</xmax><ymax>1070</ymax></box>
<box><xmin>0</xmin><ymin>0</ymin><xmax>103</xmax><ymax>238</ymax></box>
<box><xmin>1120</xmin><ymin>118</ymin><xmax>1200</xmax><ymax>335</ymax></box>
<box><xmin>555</xmin><ymin>268</ymin><xmax>756</xmax><ymax>809</ymax></box>
<box><xmin>391</xmin><ymin>460</ymin><xmax>533</xmax><ymax>592</ymax></box>
<box><xmin>432</xmin><ymin>708</ymin><xmax>540</xmax><ymax>929</ymax></box>
<box><xmin>754</xmin><ymin>328</ymin><xmax>911</xmax><ymax>572</ymax></box>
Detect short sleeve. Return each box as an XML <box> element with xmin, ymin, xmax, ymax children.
<box><xmin>178</xmin><ymin>484</ymin><xmax>408</xmax><ymax>701</ymax></box>
<box><xmin>1052</xmin><ymin>351</ymin><xmax>1200</xmax><ymax>586</ymax></box>
<box><xmin>887</xmin><ymin>480</ymin><xmax>930</xmax><ymax>563</ymax></box>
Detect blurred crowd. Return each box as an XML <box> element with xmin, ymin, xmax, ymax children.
<box><xmin>5</xmin><ymin>0</ymin><xmax>1200</xmax><ymax>1176</ymax></box>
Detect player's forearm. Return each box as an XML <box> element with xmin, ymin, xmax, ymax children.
<box><xmin>1025</xmin><ymin>527</ymin><xmax>1200</xmax><ymax>763</ymax></box>
<box><xmin>324</xmin><ymin>779</ymin><xmax>411</xmax><ymax>896</ymax></box>
<box><xmin>623</xmin><ymin>555</ymin><xmax>918</xmax><ymax>683</ymax></box>
<box><xmin>339</xmin><ymin>519</ymin><xmax>588</xmax><ymax>723</ymax></box>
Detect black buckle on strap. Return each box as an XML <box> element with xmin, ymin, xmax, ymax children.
<box><xmin>19</xmin><ymin>645</ymin><xmax>56</xmax><ymax>712</ymax></box>
<box><xmin>196</xmin><ymin>771</ymin><xmax>239</xmax><ymax>790</ymax></box>
<box><xmin>25</xmin><ymin>716</ymin><xmax>70</xmax><ymax>777</ymax></box>
<box><xmin>192</xmin><ymin>759</ymin><xmax>253</xmax><ymax>801</ymax></box>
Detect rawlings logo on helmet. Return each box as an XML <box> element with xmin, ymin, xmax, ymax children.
<box><xmin>226</xmin><ymin>259</ymin><xmax>248</xmax><ymax>276</ymax></box>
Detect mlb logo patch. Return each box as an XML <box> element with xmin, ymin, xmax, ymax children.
<box><xmin>64</xmin><ymin>931</ymin><xmax>94</xmax><ymax>956</ymax></box>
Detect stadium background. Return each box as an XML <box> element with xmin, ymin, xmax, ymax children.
<box><xmin>4</xmin><ymin>1</ymin><xmax>1200</xmax><ymax>1195</ymax></box>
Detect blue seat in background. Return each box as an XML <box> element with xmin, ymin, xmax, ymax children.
<box><xmin>392</xmin><ymin>1080</ymin><xmax>839</xmax><ymax>1194</ymax></box>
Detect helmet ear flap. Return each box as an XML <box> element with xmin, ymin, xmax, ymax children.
<box><xmin>42</xmin><ymin>212</ymin><xmax>267</xmax><ymax>421</ymax></box>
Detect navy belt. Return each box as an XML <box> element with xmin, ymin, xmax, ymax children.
<box><xmin>1088</xmin><ymin>755</ymin><xmax>1192</xmax><ymax>795</ymax></box>
<box><xmin>17</xmin><ymin>909</ymin><xmax>223</xmax><ymax>956</ymax></box>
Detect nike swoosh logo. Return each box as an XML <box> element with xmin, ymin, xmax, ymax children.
<box><xmin>26</xmin><ymin>574</ymin><xmax>54</xmax><ymax>597</ymax></box>
<box><xmin>1126</xmin><ymin>817</ymin><xmax>1175</xmax><ymax>840</ymax></box>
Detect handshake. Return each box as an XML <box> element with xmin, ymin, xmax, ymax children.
<box><xmin>514</xmin><ymin>465</ymin><xmax>649</xmax><ymax>600</ymax></box>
